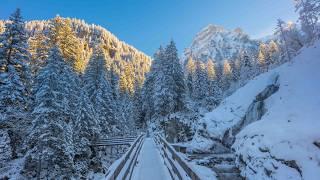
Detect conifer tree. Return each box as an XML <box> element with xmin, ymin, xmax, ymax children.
<box><xmin>257</xmin><ymin>43</ymin><xmax>268</xmax><ymax>71</ymax></box>
<box><xmin>119</xmin><ymin>71</ymin><xmax>128</xmax><ymax>95</ymax></box>
<box><xmin>119</xmin><ymin>63</ymin><xmax>135</xmax><ymax>96</ymax></box>
<box><xmin>25</xmin><ymin>47</ymin><xmax>74</xmax><ymax>179</ymax></box>
<box><xmin>151</xmin><ymin>41</ymin><xmax>187</xmax><ymax>118</ymax></box>
<box><xmin>277</xmin><ymin>19</ymin><xmax>304</xmax><ymax>61</ymax></box>
<box><xmin>164</xmin><ymin>40</ymin><xmax>186</xmax><ymax>112</ymax></box>
<box><xmin>0</xmin><ymin>8</ymin><xmax>31</xmax><ymax>121</ymax></box>
<box><xmin>153</xmin><ymin>46</ymin><xmax>172</xmax><ymax>117</ymax></box>
<box><xmin>84</xmin><ymin>46</ymin><xmax>116</xmax><ymax>135</ymax></box>
<box><xmin>268</xmin><ymin>40</ymin><xmax>280</xmax><ymax>65</ymax></box>
<box><xmin>132</xmin><ymin>86</ymin><xmax>145</xmax><ymax>129</ymax></box>
<box><xmin>193</xmin><ymin>61</ymin><xmax>209</xmax><ymax>100</ymax></box>
<box><xmin>221</xmin><ymin>59</ymin><xmax>233</xmax><ymax>91</ymax></box>
<box><xmin>206</xmin><ymin>60</ymin><xmax>221</xmax><ymax>99</ymax></box>
<box><xmin>109</xmin><ymin>62</ymin><xmax>120</xmax><ymax>99</ymax></box>
<box><xmin>185</xmin><ymin>56</ymin><xmax>196</xmax><ymax>96</ymax></box>
<box><xmin>295</xmin><ymin>0</ymin><xmax>320</xmax><ymax>43</ymax></box>
<box><xmin>141</xmin><ymin>47</ymin><xmax>163</xmax><ymax>122</ymax></box>
<box><xmin>73</xmin><ymin>90</ymin><xmax>101</xmax><ymax>177</ymax></box>
<box><xmin>29</xmin><ymin>32</ymin><xmax>50</xmax><ymax>75</ymax></box>
<box><xmin>49</xmin><ymin>16</ymin><xmax>84</xmax><ymax>73</ymax></box>
<box><xmin>239</xmin><ymin>51</ymin><xmax>254</xmax><ymax>85</ymax></box>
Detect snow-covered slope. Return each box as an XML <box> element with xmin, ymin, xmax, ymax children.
<box><xmin>184</xmin><ymin>24</ymin><xmax>259</xmax><ymax>62</ymax></box>
<box><xmin>192</xmin><ymin>41</ymin><xmax>320</xmax><ymax>179</ymax></box>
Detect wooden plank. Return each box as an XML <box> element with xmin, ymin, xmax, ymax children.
<box><xmin>99</xmin><ymin>136</ymin><xmax>137</xmax><ymax>141</ymax></box>
<box><xmin>161</xmin><ymin>145</ymin><xmax>183</xmax><ymax>180</ymax></box>
<box><xmin>91</xmin><ymin>142</ymin><xmax>132</xmax><ymax>146</ymax></box>
<box><xmin>106</xmin><ymin>135</ymin><xmax>144</xmax><ymax>180</ymax></box>
<box><xmin>124</xmin><ymin>134</ymin><xmax>144</xmax><ymax>179</ymax></box>
<box><xmin>157</xmin><ymin>136</ymin><xmax>201</xmax><ymax>180</ymax></box>
<box><xmin>95</xmin><ymin>140</ymin><xmax>135</xmax><ymax>144</ymax></box>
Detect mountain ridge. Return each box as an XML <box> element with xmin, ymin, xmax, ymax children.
<box><xmin>184</xmin><ymin>24</ymin><xmax>259</xmax><ymax>63</ymax></box>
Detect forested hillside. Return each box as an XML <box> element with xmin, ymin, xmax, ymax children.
<box><xmin>0</xmin><ymin>9</ymin><xmax>151</xmax><ymax>179</ymax></box>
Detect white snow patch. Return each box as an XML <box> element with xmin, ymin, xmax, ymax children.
<box><xmin>192</xmin><ymin>41</ymin><xmax>320</xmax><ymax>179</ymax></box>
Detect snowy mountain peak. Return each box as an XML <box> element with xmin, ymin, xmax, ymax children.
<box><xmin>185</xmin><ymin>24</ymin><xmax>259</xmax><ymax>63</ymax></box>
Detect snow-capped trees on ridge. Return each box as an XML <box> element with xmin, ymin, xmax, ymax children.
<box><xmin>277</xmin><ymin>19</ymin><xmax>304</xmax><ymax>62</ymax></box>
<box><xmin>49</xmin><ymin>15</ymin><xmax>87</xmax><ymax>73</ymax></box>
<box><xmin>295</xmin><ymin>0</ymin><xmax>320</xmax><ymax>43</ymax></box>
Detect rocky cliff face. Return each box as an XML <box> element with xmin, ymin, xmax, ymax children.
<box><xmin>184</xmin><ymin>24</ymin><xmax>259</xmax><ymax>63</ymax></box>
<box><xmin>223</xmin><ymin>74</ymin><xmax>280</xmax><ymax>148</ymax></box>
<box><xmin>190</xmin><ymin>73</ymin><xmax>280</xmax><ymax>153</ymax></box>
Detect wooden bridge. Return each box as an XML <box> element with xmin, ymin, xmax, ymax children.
<box><xmin>101</xmin><ymin>134</ymin><xmax>205</xmax><ymax>180</ymax></box>
<box><xmin>92</xmin><ymin>136</ymin><xmax>138</xmax><ymax>147</ymax></box>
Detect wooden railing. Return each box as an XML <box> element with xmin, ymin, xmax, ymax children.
<box><xmin>105</xmin><ymin>134</ymin><xmax>144</xmax><ymax>180</ymax></box>
<box><xmin>92</xmin><ymin>136</ymin><xmax>137</xmax><ymax>146</ymax></box>
<box><xmin>155</xmin><ymin>135</ymin><xmax>201</xmax><ymax>180</ymax></box>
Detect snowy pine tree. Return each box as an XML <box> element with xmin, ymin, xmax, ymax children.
<box><xmin>221</xmin><ymin>59</ymin><xmax>233</xmax><ymax>91</ymax></box>
<box><xmin>141</xmin><ymin>47</ymin><xmax>162</xmax><ymax>122</ymax></box>
<box><xmin>239</xmin><ymin>50</ymin><xmax>254</xmax><ymax>85</ymax></box>
<box><xmin>185</xmin><ymin>56</ymin><xmax>196</xmax><ymax>96</ymax></box>
<box><xmin>132</xmin><ymin>86</ymin><xmax>145</xmax><ymax>129</ymax></box>
<box><xmin>49</xmin><ymin>16</ymin><xmax>85</xmax><ymax>73</ymax></box>
<box><xmin>295</xmin><ymin>0</ymin><xmax>320</xmax><ymax>43</ymax></box>
<box><xmin>164</xmin><ymin>40</ymin><xmax>186</xmax><ymax>112</ymax></box>
<box><xmin>29</xmin><ymin>32</ymin><xmax>50</xmax><ymax>75</ymax></box>
<box><xmin>0</xmin><ymin>8</ymin><xmax>31</xmax><ymax>121</ymax></box>
<box><xmin>193</xmin><ymin>61</ymin><xmax>209</xmax><ymax>101</ymax></box>
<box><xmin>153</xmin><ymin>46</ymin><xmax>175</xmax><ymax>117</ymax></box>
<box><xmin>84</xmin><ymin>46</ymin><xmax>117</xmax><ymax>135</ymax></box>
<box><xmin>277</xmin><ymin>19</ymin><xmax>304</xmax><ymax>61</ymax></box>
<box><xmin>73</xmin><ymin>90</ymin><xmax>101</xmax><ymax>177</ymax></box>
<box><xmin>24</xmin><ymin>47</ymin><xmax>74</xmax><ymax>179</ymax></box>
<box><xmin>207</xmin><ymin>60</ymin><xmax>222</xmax><ymax>104</ymax></box>
<box><xmin>257</xmin><ymin>43</ymin><xmax>268</xmax><ymax>72</ymax></box>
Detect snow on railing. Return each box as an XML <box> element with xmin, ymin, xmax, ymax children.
<box><xmin>155</xmin><ymin>135</ymin><xmax>201</xmax><ymax>180</ymax></box>
<box><xmin>105</xmin><ymin>134</ymin><xmax>144</xmax><ymax>180</ymax></box>
<box><xmin>92</xmin><ymin>136</ymin><xmax>137</xmax><ymax>146</ymax></box>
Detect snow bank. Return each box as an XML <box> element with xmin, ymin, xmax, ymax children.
<box><xmin>233</xmin><ymin>42</ymin><xmax>320</xmax><ymax>179</ymax></box>
<box><xmin>191</xmin><ymin>64</ymin><xmax>279</xmax><ymax>152</ymax></box>
<box><xmin>192</xmin><ymin>41</ymin><xmax>320</xmax><ymax>179</ymax></box>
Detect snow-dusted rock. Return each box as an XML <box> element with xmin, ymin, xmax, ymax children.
<box><xmin>184</xmin><ymin>24</ymin><xmax>259</xmax><ymax>63</ymax></box>
<box><xmin>192</xmin><ymin>40</ymin><xmax>320</xmax><ymax>179</ymax></box>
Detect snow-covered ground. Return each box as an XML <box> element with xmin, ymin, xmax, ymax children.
<box><xmin>191</xmin><ymin>68</ymin><xmax>278</xmax><ymax>151</ymax></box>
<box><xmin>191</xmin><ymin>41</ymin><xmax>320</xmax><ymax>179</ymax></box>
<box><xmin>132</xmin><ymin>138</ymin><xmax>171</xmax><ymax>180</ymax></box>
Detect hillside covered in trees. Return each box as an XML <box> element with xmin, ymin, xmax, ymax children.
<box><xmin>0</xmin><ymin>9</ymin><xmax>152</xmax><ymax>179</ymax></box>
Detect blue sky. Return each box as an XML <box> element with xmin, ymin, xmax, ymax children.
<box><xmin>0</xmin><ymin>0</ymin><xmax>298</xmax><ymax>56</ymax></box>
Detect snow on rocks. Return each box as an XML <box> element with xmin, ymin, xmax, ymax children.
<box><xmin>190</xmin><ymin>68</ymin><xmax>280</xmax><ymax>152</ymax></box>
<box><xmin>233</xmin><ymin>41</ymin><xmax>320</xmax><ymax>179</ymax></box>
<box><xmin>192</xmin><ymin>41</ymin><xmax>320</xmax><ymax>179</ymax></box>
<box><xmin>184</xmin><ymin>24</ymin><xmax>258</xmax><ymax>63</ymax></box>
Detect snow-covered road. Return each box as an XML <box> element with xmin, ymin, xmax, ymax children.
<box><xmin>131</xmin><ymin>138</ymin><xmax>171</xmax><ymax>180</ymax></box>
